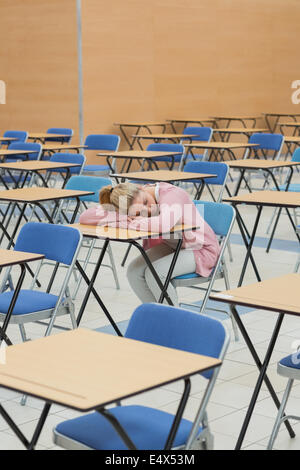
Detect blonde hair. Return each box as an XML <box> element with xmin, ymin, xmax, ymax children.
<box><xmin>99</xmin><ymin>183</ymin><xmax>140</xmax><ymax>214</ymax></box>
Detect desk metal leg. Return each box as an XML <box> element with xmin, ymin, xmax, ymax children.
<box><xmin>164</xmin><ymin>378</ymin><xmax>191</xmax><ymax>449</ymax></box>
<box><xmin>97</xmin><ymin>408</ymin><xmax>137</xmax><ymax>450</ymax></box>
<box><xmin>231</xmin><ymin>309</ymin><xmax>295</xmax><ymax>449</ymax></box>
<box><xmin>235</xmin><ymin>207</ymin><xmax>262</xmax><ymax>286</ymax></box>
<box><xmin>75</xmin><ymin>240</ymin><xmax>122</xmax><ymax>336</ymax></box>
<box><xmin>131</xmin><ymin>238</ymin><xmax>183</xmax><ymax>306</ymax></box>
<box><xmin>0</xmin><ymin>263</ymin><xmax>26</xmax><ymax>346</ymax></box>
<box><xmin>0</xmin><ymin>401</ymin><xmax>51</xmax><ymax>450</ymax></box>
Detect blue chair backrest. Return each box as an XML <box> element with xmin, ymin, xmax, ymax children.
<box><xmin>65</xmin><ymin>175</ymin><xmax>111</xmax><ymax>202</ymax></box>
<box><xmin>248</xmin><ymin>133</ymin><xmax>283</xmax><ymax>151</ymax></box>
<box><xmin>3</xmin><ymin>130</ymin><xmax>28</xmax><ymax>145</ymax></box>
<box><xmin>14</xmin><ymin>222</ymin><xmax>81</xmax><ymax>265</ymax></box>
<box><xmin>7</xmin><ymin>142</ymin><xmax>42</xmax><ymax>161</ymax></box>
<box><xmin>182</xmin><ymin>126</ymin><xmax>213</xmax><ymax>142</ymax></box>
<box><xmin>45</xmin><ymin>128</ymin><xmax>73</xmax><ymax>143</ymax></box>
<box><xmin>292</xmin><ymin>148</ymin><xmax>300</xmax><ymax>163</ymax></box>
<box><xmin>194</xmin><ymin>200</ymin><xmax>235</xmax><ymax>237</ymax></box>
<box><xmin>49</xmin><ymin>152</ymin><xmax>85</xmax><ymax>174</ymax></box>
<box><xmin>125</xmin><ymin>303</ymin><xmax>226</xmax><ymax>379</ymax></box>
<box><xmin>146</xmin><ymin>143</ymin><xmax>184</xmax><ymax>163</ymax></box>
<box><xmin>84</xmin><ymin>134</ymin><xmax>120</xmax><ymax>151</ymax></box>
<box><xmin>184</xmin><ymin>161</ymin><xmax>228</xmax><ymax>185</ymax></box>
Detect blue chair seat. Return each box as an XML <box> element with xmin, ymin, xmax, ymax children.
<box><xmin>55</xmin><ymin>405</ymin><xmax>200</xmax><ymax>450</ymax></box>
<box><xmin>173</xmin><ymin>272</ymin><xmax>200</xmax><ymax>280</ymax></box>
<box><xmin>185</xmin><ymin>154</ymin><xmax>205</xmax><ymax>161</ymax></box>
<box><xmin>84</xmin><ymin>165</ymin><xmax>110</xmax><ymax>172</ymax></box>
<box><xmin>272</xmin><ymin>184</ymin><xmax>300</xmax><ymax>192</ymax></box>
<box><xmin>279</xmin><ymin>354</ymin><xmax>300</xmax><ymax>370</ymax></box>
<box><xmin>0</xmin><ymin>290</ymin><xmax>58</xmax><ymax>315</ymax></box>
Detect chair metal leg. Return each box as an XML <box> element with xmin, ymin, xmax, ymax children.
<box><xmin>267</xmin><ymin>378</ymin><xmax>294</xmax><ymax>450</ymax></box>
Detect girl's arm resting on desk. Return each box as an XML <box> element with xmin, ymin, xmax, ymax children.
<box><xmin>128</xmin><ymin>202</ymin><xmax>183</xmax><ymax>232</ymax></box>
<box><xmin>79</xmin><ymin>207</ymin><xmax>130</xmax><ymax>227</ymax></box>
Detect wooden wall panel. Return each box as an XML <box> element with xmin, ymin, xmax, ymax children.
<box><xmin>1</xmin><ymin>0</ymin><xmax>300</xmax><ymax>166</ymax></box>
<box><xmin>0</xmin><ymin>0</ymin><xmax>78</xmax><ymax>136</ymax></box>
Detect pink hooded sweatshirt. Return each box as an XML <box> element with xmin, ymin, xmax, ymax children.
<box><xmin>79</xmin><ymin>182</ymin><xmax>220</xmax><ymax>277</ymax></box>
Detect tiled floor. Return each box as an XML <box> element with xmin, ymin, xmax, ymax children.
<box><xmin>0</xmin><ymin>167</ymin><xmax>300</xmax><ymax>450</ymax></box>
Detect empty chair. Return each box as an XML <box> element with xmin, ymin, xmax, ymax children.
<box><xmin>0</xmin><ymin>222</ymin><xmax>82</xmax><ymax>340</ymax></box>
<box><xmin>63</xmin><ymin>175</ymin><xmax>120</xmax><ymax>295</ymax></box>
<box><xmin>6</xmin><ymin>142</ymin><xmax>42</xmax><ymax>161</ymax></box>
<box><xmin>146</xmin><ymin>142</ymin><xmax>185</xmax><ymax>170</ymax></box>
<box><xmin>0</xmin><ymin>142</ymin><xmax>42</xmax><ymax>188</ymax></box>
<box><xmin>45</xmin><ymin>152</ymin><xmax>86</xmax><ymax>188</ymax></box>
<box><xmin>267</xmin><ymin>348</ymin><xmax>300</xmax><ymax>449</ymax></box>
<box><xmin>44</xmin><ymin>127</ymin><xmax>73</xmax><ymax>144</ymax></box>
<box><xmin>180</xmin><ymin>126</ymin><xmax>213</xmax><ymax>167</ymax></box>
<box><xmin>241</xmin><ymin>132</ymin><xmax>284</xmax><ymax>192</ymax></box>
<box><xmin>53</xmin><ymin>303</ymin><xmax>230</xmax><ymax>450</ymax></box>
<box><xmin>266</xmin><ymin>148</ymin><xmax>300</xmax><ymax>252</ymax></box>
<box><xmin>83</xmin><ymin>134</ymin><xmax>120</xmax><ymax>174</ymax></box>
<box><xmin>183</xmin><ymin>161</ymin><xmax>229</xmax><ymax>201</ymax></box>
<box><xmin>172</xmin><ymin>201</ymin><xmax>238</xmax><ymax>340</ymax></box>
<box><xmin>247</xmin><ymin>133</ymin><xmax>284</xmax><ymax>161</ymax></box>
<box><xmin>1</xmin><ymin>130</ymin><xmax>28</xmax><ymax>147</ymax></box>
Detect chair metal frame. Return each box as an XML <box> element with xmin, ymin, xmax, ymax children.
<box><xmin>172</xmin><ymin>201</ymin><xmax>238</xmax><ymax>340</ymax></box>
<box><xmin>0</xmin><ymin>223</ymin><xmax>82</xmax><ymax>340</ymax></box>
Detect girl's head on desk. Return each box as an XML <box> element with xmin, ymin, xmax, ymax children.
<box><xmin>99</xmin><ymin>183</ymin><xmax>159</xmax><ymax>218</ymax></box>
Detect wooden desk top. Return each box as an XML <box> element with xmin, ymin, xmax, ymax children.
<box><xmin>111</xmin><ymin>170</ymin><xmax>216</xmax><ymax>182</ymax></box>
<box><xmin>114</xmin><ymin>122</ymin><xmax>166</xmax><ymax>127</ymax></box>
<box><xmin>0</xmin><ymin>150</ymin><xmax>36</xmax><ymax>157</ymax></box>
<box><xmin>223</xmin><ymin>190</ymin><xmax>300</xmax><ymax>208</ymax></box>
<box><xmin>213</xmin><ymin>128</ymin><xmax>268</xmax><ymax>133</ymax></box>
<box><xmin>0</xmin><ymin>328</ymin><xmax>221</xmax><ymax>411</ymax></box>
<box><xmin>70</xmin><ymin>223</ymin><xmax>199</xmax><ymax>241</ymax></box>
<box><xmin>42</xmin><ymin>144</ymin><xmax>87</xmax><ymax>151</ymax></box>
<box><xmin>131</xmin><ymin>134</ymin><xmax>197</xmax><ymax>140</ymax></box>
<box><xmin>97</xmin><ymin>150</ymin><xmax>182</xmax><ymax>159</ymax></box>
<box><xmin>184</xmin><ymin>142</ymin><xmax>259</xmax><ymax>149</ymax></box>
<box><xmin>210</xmin><ymin>115</ymin><xmax>260</xmax><ymax>120</ymax></box>
<box><xmin>0</xmin><ymin>137</ymin><xmax>17</xmax><ymax>142</ymax></box>
<box><xmin>29</xmin><ymin>133</ymin><xmax>71</xmax><ymax>139</ymax></box>
<box><xmin>0</xmin><ymin>161</ymin><xmax>81</xmax><ymax>171</ymax></box>
<box><xmin>0</xmin><ymin>249</ymin><xmax>44</xmax><ymax>268</ymax></box>
<box><xmin>280</xmin><ymin>122</ymin><xmax>300</xmax><ymax>127</ymax></box>
<box><xmin>210</xmin><ymin>273</ymin><xmax>300</xmax><ymax>316</ymax></box>
<box><xmin>0</xmin><ymin>187</ymin><xmax>94</xmax><ymax>203</ymax></box>
<box><xmin>166</xmin><ymin>118</ymin><xmax>215</xmax><ymax>123</ymax></box>
<box><xmin>283</xmin><ymin>136</ymin><xmax>300</xmax><ymax>143</ymax></box>
<box><xmin>226</xmin><ymin>159</ymin><xmax>300</xmax><ymax>169</ymax></box>
<box><xmin>262</xmin><ymin>112</ymin><xmax>300</xmax><ymax>116</ymax></box>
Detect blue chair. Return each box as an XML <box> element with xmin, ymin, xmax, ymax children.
<box><xmin>1</xmin><ymin>130</ymin><xmax>28</xmax><ymax>147</ymax></box>
<box><xmin>247</xmin><ymin>133</ymin><xmax>284</xmax><ymax>161</ymax></box>
<box><xmin>180</xmin><ymin>126</ymin><xmax>213</xmax><ymax>167</ymax></box>
<box><xmin>267</xmin><ymin>349</ymin><xmax>300</xmax><ymax>449</ymax></box>
<box><xmin>44</xmin><ymin>127</ymin><xmax>73</xmax><ymax>144</ymax></box>
<box><xmin>183</xmin><ymin>161</ymin><xmax>229</xmax><ymax>201</ymax></box>
<box><xmin>266</xmin><ymin>148</ymin><xmax>300</xmax><ymax>251</ymax></box>
<box><xmin>172</xmin><ymin>201</ymin><xmax>238</xmax><ymax>340</ymax></box>
<box><xmin>53</xmin><ymin>303</ymin><xmax>230</xmax><ymax>450</ymax></box>
<box><xmin>0</xmin><ymin>142</ymin><xmax>42</xmax><ymax>188</ymax></box>
<box><xmin>242</xmin><ymin>133</ymin><xmax>284</xmax><ymax>192</ymax></box>
<box><xmin>145</xmin><ymin>142</ymin><xmax>185</xmax><ymax>170</ymax></box>
<box><xmin>45</xmin><ymin>152</ymin><xmax>86</xmax><ymax>188</ymax></box>
<box><xmin>0</xmin><ymin>222</ymin><xmax>82</xmax><ymax>340</ymax></box>
<box><xmin>63</xmin><ymin>175</ymin><xmax>120</xmax><ymax>295</ymax></box>
<box><xmin>83</xmin><ymin>134</ymin><xmax>120</xmax><ymax>174</ymax></box>
<box><xmin>6</xmin><ymin>142</ymin><xmax>42</xmax><ymax>161</ymax></box>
